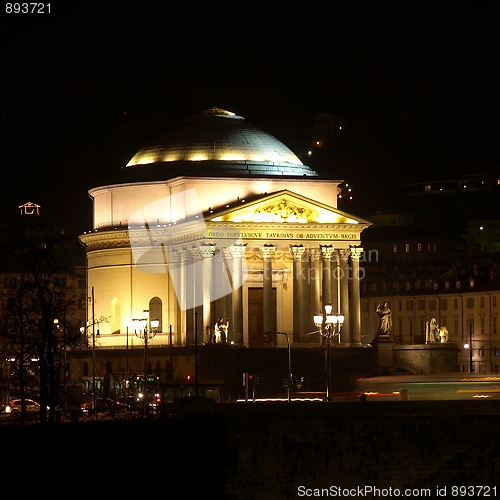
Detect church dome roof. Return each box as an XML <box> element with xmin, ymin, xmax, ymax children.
<box><xmin>124</xmin><ymin>107</ymin><xmax>317</xmax><ymax>178</ymax></box>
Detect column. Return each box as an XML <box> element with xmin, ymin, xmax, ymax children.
<box><xmin>262</xmin><ymin>244</ymin><xmax>276</xmax><ymax>335</ymax></box>
<box><xmin>350</xmin><ymin>247</ymin><xmax>364</xmax><ymax>346</ymax></box>
<box><xmin>320</xmin><ymin>245</ymin><xmax>335</xmax><ymax>310</ymax></box>
<box><xmin>339</xmin><ymin>248</ymin><xmax>351</xmax><ymax>345</ymax></box>
<box><xmin>169</xmin><ymin>249</ymin><xmax>182</xmax><ymax>345</ymax></box>
<box><xmin>310</xmin><ymin>249</ymin><xmax>322</xmax><ymax>311</ymax></box>
<box><xmin>309</xmin><ymin>249</ymin><xmax>322</xmax><ymax>339</ymax></box>
<box><xmin>291</xmin><ymin>245</ymin><xmax>306</xmax><ymax>343</ymax></box>
<box><xmin>179</xmin><ymin>248</ymin><xmax>187</xmax><ymax>345</ymax></box>
<box><xmin>200</xmin><ymin>243</ymin><xmax>216</xmax><ymax>341</ymax></box>
<box><xmin>186</xmin><ymin>247</ymin><xmax>202</xmax><ymax>345</ymax></box>
<box><xmin>230</xmin><ymin>243</ymin><xmax>246</xmax><ymax>344</ymax></box>
<box><xmin>331</xmin><ymin>250</ymin><xmax>340</xmax><ymax>315</ymax></box>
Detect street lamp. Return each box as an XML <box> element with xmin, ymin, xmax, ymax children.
<box><xmin>464</xmin><ymin>324</ymin><xmax>474</xmax><ymax>373</ymax></box>
<box><xmin>80</xmin><ymin>321</ymin><xmax>100</xmax><ymax>417</ymax></box>
<box><xmin>133</xmin><ymin>310</ymin><xmax>158</xmax><ymax>397</ymax></box>
<box><xmin>313</xmin><ymin>304</ymin><xmax>344</xmax><ymax>401</ymax></box>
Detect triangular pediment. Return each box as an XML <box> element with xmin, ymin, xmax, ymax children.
<box><xmin>208</xmin><ymin>190</ymin><xmax>370</xmax><ymax>225</ymax></box>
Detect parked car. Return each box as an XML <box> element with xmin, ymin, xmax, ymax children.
<box><xmin>80</xmin><ymin>397</ymin><xmax>118</xmax><ymax>414</ymax></box>
<box><xmin>5</xmin><ymin>399</ymin><xmax>41</xmax><ymax>414</ymax></box>
<box><xmin>116</xmin><ymin>395</ymin><xmax>140</xmax><ymax>412</ymax></box>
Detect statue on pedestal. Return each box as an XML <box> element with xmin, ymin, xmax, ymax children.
<box><xmin>426</xmin><ymin>317</ymin><xmax>439</xmax><ymax>343</ymax></box>
<box><xmin>376</xmin><ymin>302</ymin><xmax>392</xmax><ymax>337</ymax></box>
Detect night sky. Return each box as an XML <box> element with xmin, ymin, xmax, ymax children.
<box><xmin>1</xmin><ymin>3</ymin><xmax>498</xmax><ymax>232</ymax></box>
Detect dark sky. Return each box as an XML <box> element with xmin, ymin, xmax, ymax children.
<box><xmin>1</xmin><ymin>3</ymin><xmax>498</xmax><ymax>231</ymax></box>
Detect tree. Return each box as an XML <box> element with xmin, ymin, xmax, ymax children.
<box><xmin>0</xmin><ymin>219</ymin><xmax>86</xmax><ymax>424</ymax></box>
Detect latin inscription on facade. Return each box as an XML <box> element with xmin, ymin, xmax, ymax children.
<box><xmin>205</xmin><ymin>230</ymin><xmax>359</xmax><ymax>240</ymax></box>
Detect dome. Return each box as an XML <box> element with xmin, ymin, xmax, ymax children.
<box><xmin>125</xmin><ymin>107</ymin><xmax>317</xmax><ymax>177</ymax></box>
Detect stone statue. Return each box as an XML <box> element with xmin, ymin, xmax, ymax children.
<box><xmin>206</xmin><ymin>324</ymin><xmax>215</xmax><ymax>343</ymax></box>
<box><xmin>426</xmin><ymin>317</ymin><xmax>439</xmax><ymax>343</ymax></box>
<box><xmin>376</xmin><ymin>302</ymin><xmax>392</xmax><ymax>336</ymax></box>
<box><xmin>220</xmin><ymin>318</ymin><xmax>229</xmax><ymax>343</ymax></box>
<box><xmin>439</xmin><ymin>326</ymin><xmax>449</xmax><ymax>343</ymax></box>
<box><xmin>214</xmin><ymin>321</ymin><xmax>221</xmax><ymax>343</ymax></box>
<box><xmin>214</xmin><ymin>317</ymin><xmax>229</xmax><ymax>343</ymax></box>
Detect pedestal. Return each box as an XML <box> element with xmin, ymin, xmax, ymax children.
<box><xmin>371</xmin><ymin>335</ymin><xmax>394</xmax><ymax>368</ymax></box>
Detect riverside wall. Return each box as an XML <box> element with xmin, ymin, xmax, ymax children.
<box><xmin>2</xmin><ymin>400</ymin><xmax>499</xmax><ymax>499</ymax></box>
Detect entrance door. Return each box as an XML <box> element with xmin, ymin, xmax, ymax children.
<box><xmin>248</xmin><ymin>287</ymin><xmax>277</xmax><ymax>347</ymax></box>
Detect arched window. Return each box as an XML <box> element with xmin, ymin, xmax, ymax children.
<box><xmin>149</xmin><ymin>297</ymin><xmax>162</xmax><ymax>332</ymax></box>
<box><xmin>111</xmin><ymin>298</ymin><xmax>121</xmax><ymax>334</ymax></box>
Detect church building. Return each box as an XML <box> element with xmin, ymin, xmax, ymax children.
<box><xmin>79</xmin><ymin>108</ymin><xmax>370</xmax><ymax>350</ymax></box>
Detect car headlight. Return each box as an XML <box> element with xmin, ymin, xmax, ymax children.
<box><xmin>5</xmin><ymin>406</ymin><xmax>11</xmax><ymax>413</ymax></box>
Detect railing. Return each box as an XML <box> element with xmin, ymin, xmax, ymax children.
<box><xmin>0</xmin><ymin>406</ymin><xmax>168</xmax><ymax>425</ymax></box>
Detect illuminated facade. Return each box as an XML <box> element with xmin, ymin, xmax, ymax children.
<box><xmin>79</xmin><ymin>108</ymin><xmax>370</xmax><ymax>349</ymax></box>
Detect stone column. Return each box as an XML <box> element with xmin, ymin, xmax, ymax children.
<box><xmin>291</xmin><ymin>245</ymin><xmax>306</xmax><ymax>343</ymax></box>
<box><xmin>169</xmin><ymin>249</ymin><xmax>182</xmax><ymax>345</ymax></box>
<box><xmin>309</xmin><ymin>248</ymin><xmax>322</xmax><ymax>323</ymax></box>
<box><xmin>179</xmin><ymin>248</ymin><xmax>187</xmax><ymax>345</ymax></box>
<box><xmin>186</xmin><ymin>247</ymin><xmax>203</xmax><ymax>345</ymax></box>
<box><xmin>200</xmin><ymin>243</ymin><xmax>216</xmax><ymax>342</ymax></box>
<box><xmin>262</xmin><ymin>244</ymin><xmax>276</xmax><ymax>336</ymax></box>
<box><xmin>230</xmin><ymin>243</ymin><xmax>246</xmax><ymax>344</ymax></box>
<box><xmin>331</xmin><ymin>250</ymin><xmax>340</xmax><ymax>315</ymax></box>
<box><xmin>320</xmin><ymin>245</ymin><xmax>335</xmax><ymax>310</ymax></box>
<box><xmin>339</xmin><ymin>248</ymin><xmax>351</xmax><ymax>345</ymax></box>
<box><xmin>350</xmin><ymin>247</ymin><xmax>364</xmax><ymax>347</ymax></box>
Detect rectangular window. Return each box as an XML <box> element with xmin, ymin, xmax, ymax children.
<box><xmin>441</xmin><ymin>299</ymin><xmax>448</xmax><ymax>310</ymax></box>
<box><xmin>429</xmin><ymin>299</ymin><xmax>436</xmax><ymax>311</ymax></box>
<box><xmin>417</xmin><ymin>300</ymin><xmax>425</xmax><ymax>311</ymax></box>
<box><xmin>480</xmin><ymin>296</ymin><xmax>485</xmax><ymax>308</ymax></box>
<box><xmin>417</xmin><ymin>243</ymin><xmax>422</xmax><ymax>252</ymax></box>
<box><xmin>406</xmin><ymin>300</ymin><xmax>413</xmax><ymax>311</ymax></box>
<box><xmin>393</xmin><ymin>244</ymin><xmax>398</xmax><ymax>253</ymax></box>
<box><xmin>493</xmin><ymin>296</ymin><xmax>497</xmax><ymax>308</ymax></box>
<box><xmin>480</xmin><ymin>316</ymin><xmax>485</xmax><ymax>335</ymax></box>
<box><xmin>466</xmin><ymin>297</ymin><xmax>474</xmax><ymax>309</ymax></box>
<box><xmin>405</xmin><ymin>243</ymin><xmax>410</xmax><ymax>252</ymax></box>
<box><xmin>454</xmin><ymin>298</ymin><xmax>459</xmax><ymax>309</ymax></box>
<box><xmin>493</xmin><ymin>315</ymin><xmax>497</xmax><ymax>335</ymax></box>
<box><xmin>466</xmin><ymin>318</ymin><xmax>474</xmax><ymax>335</ymax></box>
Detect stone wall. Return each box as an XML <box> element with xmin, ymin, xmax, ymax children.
<box><xmin>2</xmin><ymin>400</ymin><xmax>499</xmax><ymax>499</ymax></box>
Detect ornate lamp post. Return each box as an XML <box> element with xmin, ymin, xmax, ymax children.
<box><xmin>313</xmin><ymin>304</ymin><xmax>344</xmax><ymax>401</ymax></box>
<box><xmin>464</xmin><ymin>324</ymin><xmax>474</xmax><ymax>373</ymax></box>
<box><xmin>133</xmin><ymin>310</ymin><xmax>158</xmax><ymax>396</ymax></box>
